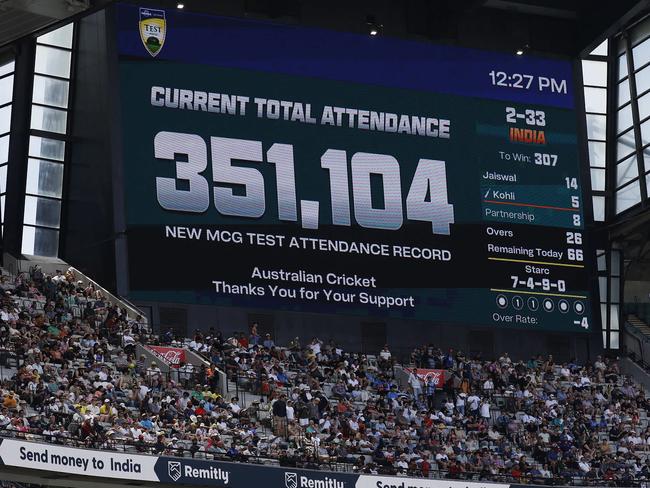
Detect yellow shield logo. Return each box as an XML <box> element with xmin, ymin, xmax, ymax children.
<box><xmin>139</xmin><ymin>8</ymin><xmax>166</xmax><ymax>57</ymax></box>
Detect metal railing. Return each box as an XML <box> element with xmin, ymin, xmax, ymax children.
<box><xmin>67</xmin><ymin>267</ymin><xmax>149</xmax><ymax>330</ymax></box>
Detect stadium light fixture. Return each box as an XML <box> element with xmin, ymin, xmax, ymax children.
<box><xmin>515</xmin><ymin>44</ymin><xmax>530</xmax><ymax>56</ymax></box>
<box><xmin>177</xmin><ymin>2</ymin><xmax>184</xmax><ymax>9</ymax></box>
<box><xmin>366</xmin><ymin>15</ymin><xmax>382</xmax><ymax>37</ymax></box>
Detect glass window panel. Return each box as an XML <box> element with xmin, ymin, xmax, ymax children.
<box><xmin>597</xmin><ymin>251</ymin><xmax>606</xmax><ymax>271</ymax></box>
<box><xmin>21</xmin><ymin>225</ymin><xmax>59</xmax><ymax>257</ymax></box>
<box><xmin>591</xmin><ymin>168</ymin><xmax>606</xmax><ymax>191</ymax></box>
<box><xmin>599</xmin><ymin>277</ymin><xmax>607</xmax><ymax>302</ymax></box>
<box><xmin>588</xmin><ymin>141</ymin><xmax>606</xmax><ymax>168</ymax></box>
<box><xmin>610</xmin><ymin>331</ymin><xmax>619</xmax><ymax>349</ymax></box>
<box><xmin>641</xmin><ymin>118</ymin><xmax>650</xmax><ymax>146</ymax></box>
<box><xmin>590</xmin><ymin>39</ymin><xmax>608</xmax><ymax>56</ymax></box>
<box><xmin>602</xmin><ymin>330</ymin><xmax>608</xmax><ymax>347</ymax></box>
<box><xmin>0</xmin><ymin>75</ymin><xmax>13</xmax><ymax>105</ymax></box>
<box><xmin>0</xmin><ymin>105</ymin><xmax>10</xmax><ymax>134</ymax></box>
<box><xmin>618</xmin><ymin>80</ymin><xmax>631</xmax><ymax>107</ymax></box>
<box><xmin>638</xmin><ymin>66</ymin><xmax>650</xmax><ymax>96</ymax></box>
<box><xmin>641</xmin><ymin>145</ymin><xmax>650</xmax><ymax>173</ymax></box>
<box><xmin>592</xmin><ymin>195</ymin><xmax>605</xmax><ymax>221</ymax></box>
<box><xmin>26</xmin><ymin>159</ymin><xmax>64</xmax><ymax>198</ymax></box>
<box><xmin>0</xmin><ymin>61</ymin><xmax>14</xmax><ymax>78</ymax></box>
<box><xmin>21</xmin><ymin>226</ymin><xmax>35</xmax><ymax>255</ymax></box>
<box><xmin>584</xmin><ymin>86</ymin><xmax>607</xmax><ymax>113</ymax></box>
<box><xmin>0</xmin><ymin>135</ymin><xmax>8</xmax><ymax>164</ymax></box>
<box><xmin>617</xmin><ymin>129</ymin><xmax>635</xmax><ymax>160</ymax></box>
<box><xmin>37</xmin><ymin>23</ymin><xmax>73</xmax><ymax>49</ymax></box>
<box><xmin>32</xmin><ymin>76</ymin><xmax>69</xmax><ymax>108</ymax></box>
<box><xmin>611</xmin><ymin>303</ymin><xmax>620</xmax><ymax>328</ymax></box>
<box><xmin>582</xmin><ymin>60</ymin><xmax>607</xmax><ymax>87</ymax></box>
<box><xmin>632</xmin><ymin>21</ymin><xmax>650</xmax><ymax>47</ymax></box>
<box><xmin>23</xmin><ymin>195</ymin><xmax>61</xmax><ymax>228</ymax></box>
<box><xmin>633</xmin><ymin>40</ymin><xmax>650</xmax><ymax>69</ymax></box>
<box><xmin>611</xmin><ymin>278</ymin><xmax>620</xmax><ymax>302</ymax></box>
<box><xmin>616</xmin><ymin>180</ymin><xmax>642</xmax><ymax>213</ymax></box>
<box><xmin>34</xmin><ymin>46</ymin><xmax>71</xmax><ymax>79</ymax></box>
<box><xmin>587</xmin><ymin>114</ymin><xmax>607</xmax><ymax>140</ymax></box>
<box><xmin>30</xmin><ymin>105</ymin><xmax>67</xmax><ymax>134</ymax></box>
<box><xmin>0</xmin><ymin>164</ymin><xmax>6</xmax><ymax>194</ymax></box>
<box><xmin>28</xmin><ymin>136</ymin><xmax>65</xmax><ymax>161</ymax></box>
<box><xmin>619</xmin><ymin>54</ymin><xmax>628</xmax><ymax>80</ymax></box>
<box><xmin>640</xmin><ymin>92</ymin><xmax>650</xmax><ymax>122</ymax></box>
<box><xmin>617</xmin><ymin>153</ymin><xmax>639</xmax><ymax>187</ymax></box>
<box><xmin>617</xmin><ymin>105</ymin><xmax>633</xmax><ymax>133</ymax></box>
<box><xmin>1</xmin><ymin>195</ymin><xmax>5</xmax><ymax>224</ymax></box>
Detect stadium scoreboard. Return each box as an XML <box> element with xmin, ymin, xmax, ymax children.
<box><xmin>117</xmin><ymin>4</ymin><xmax>594</xmax><ymax>332</ymax></box>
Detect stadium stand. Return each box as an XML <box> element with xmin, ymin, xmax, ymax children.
<box><xmin>0</xmin><ymin>266</ymin><xmax>649</xmax><ymax>486</ymax></box>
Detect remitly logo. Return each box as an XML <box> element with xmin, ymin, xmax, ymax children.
<box><xmin>166</xmin><ymin>461</ymin><xmax>230</xmax><ymax>484</ymax></box>
<box><xmin>168</xmin><ymin>462</ymin><xmax>181</xmax><ymax>482</ymax></box>
<box><xmin>285</xmin><ymin>472</ymin><xmax>344</xmax><ymax>488</ymax></box>
<box><xmin>285</xmin><ymin>472</ymin><xmax>298</xmax><ymax>488</ymax></box>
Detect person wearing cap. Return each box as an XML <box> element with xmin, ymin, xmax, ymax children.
<box><xmin>263</xmin><ymin>333</ymin><xmax>275</xmax><ymax>350</ymax></box>
<box><xmin>98</xmin><ymin>398</ymin><xmax>115</xmax><ymax>421</ymax></box>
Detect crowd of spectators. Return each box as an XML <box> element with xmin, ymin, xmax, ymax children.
<box><xmin>0</xmin><ymin>266</ymin><xmax>649</xmax><ymax>486</ymax></box>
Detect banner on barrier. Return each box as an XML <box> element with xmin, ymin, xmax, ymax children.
<box><xmin>147</xmin><ymin>345</ymin><xmax>186</xmax><ymax>367</ymax></box>
<box><xmin>0</xmin><ymin>438</ymin><xmax>510</xmax><ymax>488</ymax></box>
<box><xmin>404</xmin><ymin>368</ymin><xmax>446</xmax><ymax>387</ymax></box>
<box><xmin>0</xmin><ymin>438</ymin><xmax>158</xmax><ymax>481</ymax></box>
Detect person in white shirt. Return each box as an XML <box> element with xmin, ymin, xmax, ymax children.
<box><xmin>480</xmin><ymin>400</ymin><xmax>490</xmax><ymax>420</ymax></box>
<box><xmin>578</xmin><ymin>457</ymin><xmax>591</xmax><ymax>474</ymax></box>
<box><xmin>228</xmin><ymin>397</ymin><xmax>241</xmax><ymax>414</ymax></box>
<box><xmin>309</xmin><ymin>339</ymin><xmax>322</xmax><ymax>356</ymax></box>
<box><xmin>122</xmin><ymin>332</ymin><xmax>135</xmax><ymax>347</ymax></box>
<box><xmin>138</xmin><ymin>382</ymin><xmax>150</xmax><ymax>401</ymax></box>
<box><xmin>379</xmin><ymin>349</ymin><xmax>391</xmax><ymax>362</ymax></box>
<box><xmin>521</xmin><ymin>413</ymin><xmax>538</xmax><ymax>424</ymax></box>
<box><xmin>285</xmin><ymin>401</ymin><xmax>295</xmax><ymax>421</ymax></box>
<box><xmin>545</xmin><ymin>396</ymin><xmax>558</xmax><ymax>409</ymax></box>
<box><xmin>628</xmin><ymin>434</ymin><xmax>643</xmax><ymax>445</ymax></box>
<box><xmin>444</xmin><ymin>399</ymin><xmax>454</xmax><ymax>415</ymax></box>
<box><xmin>467</xmin><ymin>394</ymin><xmax>480</xmax><ymax>414</ymax></box>
<box><xmin>395</xmin><ymin>455</ymin><xmax>408</xmax><ymax>471</ymax></box>
<box><xmin>455</xmin><ymin>393</ymin><xmax>466</xmax><ymax>415</ymax></box>
<box><xmin>483</xmin><ymin>378</ymin><xmax>494</xmax><ymax>391</ymax></box>
<box><xmin>408</xmin><ymin>372</ymin><xmax>422</xmax><ymax>400</ymax></box>
<box><xmin>319</xmin><ymin>415</ymin><xmax>331</xmax><ymax>433</ymax></box>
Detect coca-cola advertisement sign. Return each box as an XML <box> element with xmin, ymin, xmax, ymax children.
<box><xmin>148</xmin><ymin>346</ymin><xmax>186</xmax><ymax>368</ymax></box>
<box><xmin>405</xmin><ymin>368</ymin><xmax>445</xmax><ymax>387</ymax></box>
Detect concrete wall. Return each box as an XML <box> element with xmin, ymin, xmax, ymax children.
<box><xmin>625</xmin><ymin>280</ymin><xmax>650</xmax><ymax>304</ymax></box>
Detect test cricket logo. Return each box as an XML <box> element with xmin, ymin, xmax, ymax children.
<box><xmin>139</xmin><ymin>7</ymin><xmax>166</xmax><ymax>57</ymax></box>
<box><xmin>168</xmin><ymin>461</ymin><xmax>182</xmax><ymax>482</ymax></box>
<box><xmin>285</xmin><ymin>472</ymin><xmax>298</xmax><ymax>488</ymax></box>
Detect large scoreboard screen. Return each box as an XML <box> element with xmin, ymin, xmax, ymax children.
<box><xmin>117</xmin><ymin>4</ymin><xmax>594</xmax><ymax>332</ymax></box>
